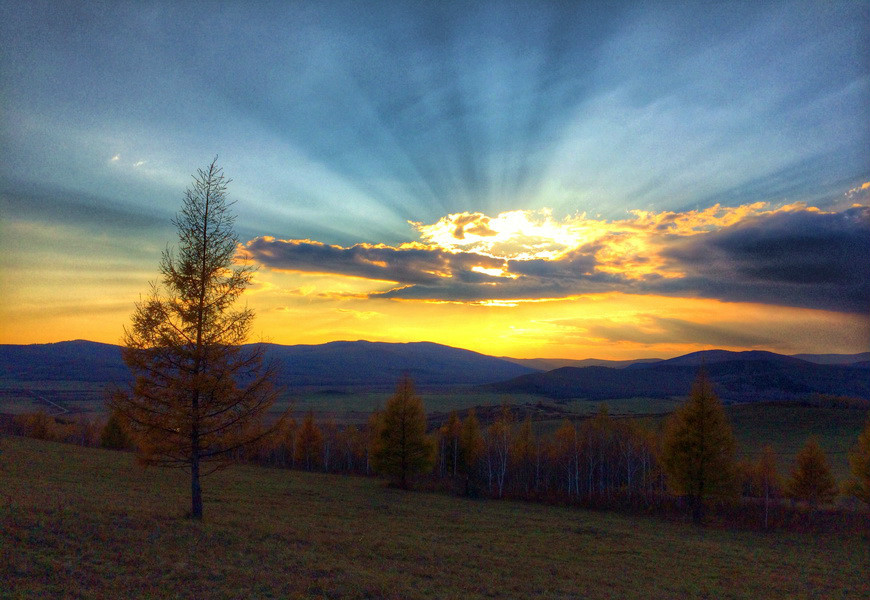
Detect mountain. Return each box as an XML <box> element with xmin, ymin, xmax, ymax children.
<box><xmin>0</xmin><ymin>340</ymin><xmax>536</xmax><ymax>388</ymax></box>
<box><xmin>488</xmin><ymin>350</ymin><xmax>870</xmax><ymax>402</ymax></box>
<box><xmin>259</xmin><ymin>340</ymin><xmax>535</xmax><ymax>387</ymax></box>
<box><xmin>500</xmin><ymin>356</ymin><xmax>662</xmax><ymax>370</ymax></box>
<box><xmin>791</xmin><ymin>352</ymin><xmax>870</xmax><ymax>365</ymax></box>
<box><xmin>630</xmin><ymin>349</ymin><xmax>808</xmax><ymax>368</ymax></box>
<box><xmin>0</xmin><ymin>340</ymin><xmax>129</xmax><ymax>382</ymax></box>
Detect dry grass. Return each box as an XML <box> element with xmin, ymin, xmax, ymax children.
<box><xmin>2</xmin><ymin>436</ymin><xmax>868</xmax><ymax>599</ymax></box>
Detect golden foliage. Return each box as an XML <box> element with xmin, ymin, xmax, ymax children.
<box><xmin>662</xmin><ymin>371</ymin><xmax>737</xmax><ymax>522</ymax></box>
<box><xmin>788</xmin><ymin>436</ymin><xmax>838</xmax><ymax>506</ymax></box>
<box><xmin>370</xmin><ymin>376</ymin><xmax>434</xmax><ymax>489</ymax></box>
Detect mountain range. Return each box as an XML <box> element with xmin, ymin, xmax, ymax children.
<box><xmin>487</xmin><ymin>350</ymin><xmax>870</xmax><ymax>402</ymax></box>
<box><xmin>1</xmin><ymin>340</ymin><xmax>867</xmax><ymax>402</ymax></box>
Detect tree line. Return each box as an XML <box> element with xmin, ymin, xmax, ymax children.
<box><xmin>6</xmin><ymin>373</ymin><xmax>870</xmax><ymax>529</ymax></box>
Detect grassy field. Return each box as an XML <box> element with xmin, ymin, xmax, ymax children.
<box><xmin>2</xmin><ymin>436</ymin><xmax>869</xmax><ymax>599</ymax></box>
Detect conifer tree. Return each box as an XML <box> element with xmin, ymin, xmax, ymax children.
<box><xmin>510</xmin><ymin>415</ymin><xmax>536</xmax><ymax>496</ymax></box>
<box><xmin>439</xmin><ymin>411</ymin><xmax>462</xmax><ymax>477</ymax></box>
<box><xmin>845</xmin><ymin>415</ymin><xmax>870</xmax><ymax>506</ymax></box>
<box><xmin>296</xmin><ymin>411</ymin><xmax>323</xmax><ymax>471</ymax></box>
<box><xmin>110</xmin><ymin>159</ymin><xmax>280</xmax><ymax>520</ymax></box>
<box><xmin>371</xmin><ymin>376</ymin><xmax>434</xmax><ymax>489</ymax></box>
<box><xmin>99</xmin><ymin>410</ymin><xmax>131</xmax><ymax>450</ymax></box>
<box><xmin>756</xmin><ymin>444</ymin><xmax>781</xmax><ymax>529</ymax></box>
<box><xmin>662</xmin><ymin>371</ymin><xmax>736</xmax><ymax>524</ymax></box>
<box><xmin>788</xmin><ymin>436</ymin><xmax>837</xmax><ymax>508</ymax></box>
<box><xmin>459</xmin><ymin>408</ymin><xmax>484</xmax><ymax>495</ymax></box>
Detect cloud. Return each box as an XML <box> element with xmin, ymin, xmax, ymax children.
<box><xmin>656</xmin><ymin>206</ymin><xmax>870</xmax><ymax>312</ymax></box>
<box><xmin>241</xmin><ymin>200</ymin><xmax>869</xmax><ymax>313</ymax></box>
<box><xmin>238</xmin><ymin>237</ymin><xmax>506</xmax><ymax>285</ymax></box>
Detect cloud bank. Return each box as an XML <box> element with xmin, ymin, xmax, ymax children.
<box><xmin>240</xmin><ymin>202</ymin><xmax>870</xmax><ymax>313</ymax></box>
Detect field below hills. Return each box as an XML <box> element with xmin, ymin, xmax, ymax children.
<box><xmin>2</xmin><ymin>437</ymin><xmax>869</xmax><ymax>599</ymax></box>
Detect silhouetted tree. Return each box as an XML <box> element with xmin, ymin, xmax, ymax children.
<box><xmin>788</xmin><ymin>436</ymin><xmax>837</xmax><ymax>509</ymax></box>
<box><xmin>845</xmin><ymin>414</ymin><xmax>870</xmax><ymax>506</ymax></box>
<box><xmin>662</xmin><ymin>371</ymin><xmax>737</xmax><ymax>524</ymax></box>
<box><xmin>110</xmin><ymin>159</ymin><xmax>281</xmax><ymax>520</ymax></box>
<box><xmin>371</xmin><ymin>376</ymin><xmax>434</xmax><ymax>489</ymax></box>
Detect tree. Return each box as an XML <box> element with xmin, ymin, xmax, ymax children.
<box><xmin>661</xmin><ymin>370</ymin><xmax>737</xmax><ymax>524</ymax></box>
<box><xmin>845</xmin><ymin>414</ymin><xmax>870</xmax><ymax>506</ymax></box>
<box><xmin>510</xmin><ymin>415</ymin><xmax>536</xmax><ymax>496</ymax></box>
<box><xmin>486</xmin><ymin>405</ymin><xmax>513</xmax><ymax>497</ymax></box>
<box><xmin>787</xmin><ymin>436</ymin><xmax>837</xmax><ymax>509</ymax></box>
<box><xmin>371</xmin><ymin>375</ymin><xmax>434</xmax><ymax>489</ymax></box>
<box><xmin>438</xmin><ymin>411</ymin><xmax>462</xmax><ymax>477</ymax></box>
<box><xmin>100</xmin><ymin>410</ymin><xmax>131</xmax><ymax>450</ymax></box>
<box><xmin>110</xmin><ymin>159</ymin><xmax>280</xmax><ymax>520</ymax></box>
<box><xmin>458</xmin><ymin>408</ymin><xmax>484</xmax><ymax>496</ymax></box>
<box><xmin>295</xmin><ymin>411</ymin><xmax>323</xmax><ymax>471</ymax></box>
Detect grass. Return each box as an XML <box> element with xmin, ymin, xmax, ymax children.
<box><xmin>2</xmin><ymin>436</ymin><xmax>869</xmax><ymax>599</ymax></box>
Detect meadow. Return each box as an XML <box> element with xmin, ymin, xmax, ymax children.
<box><xmin>2</xmin><ymin>436</ymin><xmax>869</xmax><ymax>599</ymax></box>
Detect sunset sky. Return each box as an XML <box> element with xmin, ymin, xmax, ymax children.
<box><xmin>1</xmin><ymin>1</ymin><xmax>868</xmax><ymax>359</ymax></box>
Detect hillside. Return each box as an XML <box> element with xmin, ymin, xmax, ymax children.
<box><xmin>3</xmin><ymin>437</ymin><xmax>867</xmax><ymax>599</ymax></box>
<box><xmin>0</xmin><ymin>340</ymin><xmax>536</xmax><ymax>388</ymax></box>
<box><xmin>489</xmin><ymin>351</ymin><xmax>870</xmax><ymax>402</ymax></box>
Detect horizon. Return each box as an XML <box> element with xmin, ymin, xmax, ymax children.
<box><xmin>1</xmin><ymin>2</ymin><xmax>868</xmax><ymax>360</ymax></box>
<box><xmin>3</xmin><ymin>337</ymin><xmax>868</xmax><ymax>364</ymax></box>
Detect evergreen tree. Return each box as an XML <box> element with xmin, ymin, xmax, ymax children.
<box><xmin>99</xmin><ymin>410</ymin><xmax>131</xmax><ymax>450</ymax></box>
<box><xmin>662</xmin><ymin>370</ymin><xmax>736</xmax><ymax>524</ymax></box>
<box><xmin>371</xmin><ymin>376</ymin><xmax>434</xmax><ymax>489</ymax></box>
<box><xmin>295</xmin><ymin>411</ymin><xmax>323</xmax><ymax>471</ymax></box>
<box><xmin>788</xmin><ymin>436</ymin><xmax>838</xmax><ymax>508</ymax></box>
<box><xmin>845</xmin><ymin>414</ymin><xmax>870</xmax><ymax>506</ymax></box>
<box><xmin>459</xmin><ymin>408</ymin><xmax>484</xmax><ymax>495</ymax></box>
<box><xmin>755</xmin><ymin>445</ymin><xmax>781</xmax><ymax>529</ymax></box>
<box><xmin>110</xmin><ymin>159</ymin><xmax>280</xmax><ymax>520</ymax></box>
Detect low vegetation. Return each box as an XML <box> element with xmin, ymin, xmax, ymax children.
<box><xmin>2</xmin><ymin>436</ymin><xmax>868</xmax><ymax>599</ymax></box>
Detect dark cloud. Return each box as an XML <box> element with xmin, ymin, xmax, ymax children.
<box><xmin>243</xmin><ymin>205</ymin><xmax>869</xmax><ymax>313</ymax></box>
<box><xmin>241</xmin><ymin>238</ymin><xmax>505</xmax><ymax>285</ymax></box>
<box><xmin>657</xmin><ymin>207</ymin><xmax>870</xmax><ymax>312</ymax></box>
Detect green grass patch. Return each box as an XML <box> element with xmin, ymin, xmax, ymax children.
<box><xmin>2</xmin><ymin>436</ymin><xmax>868</xmax><ymax>599</ymax></box>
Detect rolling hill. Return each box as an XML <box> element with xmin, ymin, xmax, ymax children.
<box><xmin>0</xmin><ymin>339</ymin><xmax>536</xmax><ymax>388</ymax></box>
<box><xmin>487</xmin><ymin>350</ymin><xmax>870</xmax><ymax>402</ymax></box>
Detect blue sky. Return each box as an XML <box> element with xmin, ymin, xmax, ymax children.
<box><xmin>1</xmin><ymin>1</ymin><xmax>868</xmax><ymax>357</ymax></box>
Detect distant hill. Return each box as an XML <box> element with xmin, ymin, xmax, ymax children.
<box><xmin>259</xmin><ymin>340</ymin><xmax>535</xmax><ymax>387</ymax></box>
<box><xmin>0</xmin><ymin>340</ymin><xmax>129</xmax><ymax>382</ymax></box>
<box><xmin>791</xmin><ymin>352</ymin><xmax>870</xmax><ymax>365</ymax></box>
<box><xmin>0</xmin><ymin>340</ymin><xmax>536</xmax><ymax>388</ymax></box>
<box><xmin>501</xmin><ymin>357</ymin><xmax>662</xmax><ymax>370</ymax></box>
<box><xmin>488</xmin><ymin>350</ymin><xmax>870</xmax><ymax>402</ymax></box>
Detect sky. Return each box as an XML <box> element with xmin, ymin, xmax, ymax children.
<box><xmin>1</xmin><ymin>0</ymin><xmax>868</xmax><ymax>359</ymax></box>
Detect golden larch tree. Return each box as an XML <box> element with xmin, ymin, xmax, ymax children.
<box><xmin>371</xmin><ymin>375</ymin><xmax>434</xmax><ymax>489</ymax></box>
<box><xmin>788</xmin><ymin>436</ymin><xmax>838</xmax><ymax>508</ymax></box>
<box><xmin>459</xmin><ymin>408</ymin><xmax>484</xmax><ymax>495</ymax></box>
<box><xmin>662</xmin><ymin>370</ymin><xmax>737</xmax><ymax>524</ymax></box>
<box><xmin>110</xmin><ymin>159</ymin><xmax>280</xmax><ymax>520</ymax></box>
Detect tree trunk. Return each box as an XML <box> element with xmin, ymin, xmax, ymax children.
<box><xmin>191</xmin><ymin>452</ymin><xmax>203</xmax><ymax>520</ymax></box>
